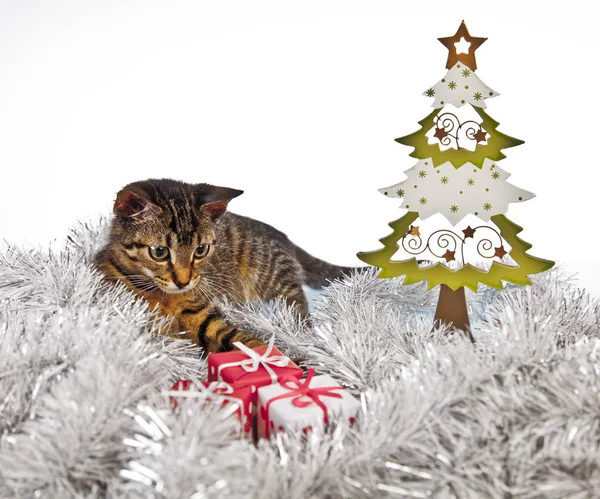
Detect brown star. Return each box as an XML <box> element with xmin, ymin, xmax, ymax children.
<box><xmin>494</xmin><ymin>246</ymin><xmax>507</xmax><ymax>259</ymax></box>
<box><xmin>434</xmin><ymin>127</ymin><xmax>448</xmax><ymax>141</ymax></box>
<box><xmin>462</xmin><ymin>226</ymin><xmax>476</xmax><ymax>239</ymax></box>
<box><xmin>442</xmin><ymin>249</ymin><xmax>456</xmax><ymax>262</ymax></box>
<box><xmin>408</xmin><ymin>225</ymin><xmax>421</xmax><ymax>237</ymax></box>
<box><xmin>473</xmin><ymin>128</ymin><xmax>488</xmax><ymax>143</ymax></box>
<box><xmin>438</xmin><ymin>21</ymin><xmax>487</xmax><ymax>70</ymax></box>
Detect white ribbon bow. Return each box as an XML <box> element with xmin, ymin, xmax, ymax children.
<box><xmin>167</xmin><ymin>381</ymin><xmax>247</xmax><ymax>424</ymax></box>
<box><xmin>217</xmin><ymin>336</ymin><xmax>290</xmax><ymax>384</ymax></box>
<box><xmin>168</xmin><ymin>381</ymin><xmax>234</xmax><ymax>399</ymax></box>
<box><xmin>198</xmin><ymin>381</ymin><xmax>234</xmax><ymax>395</ymax></box>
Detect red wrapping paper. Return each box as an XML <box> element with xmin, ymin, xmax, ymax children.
<box><xmin>207</xmin><ymin>339</ymin><xmax>302</xmax><ymax>390</ymax></box>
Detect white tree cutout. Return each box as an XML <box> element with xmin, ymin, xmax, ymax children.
<box><xmin>423</xmin><ymin>63</ymin><xmax>498</xmax><ymax>109</ymax></box>
<box><xmin>391</xmin><ymin>213</ymin><xmax>514</xmax><ymax>270</ymax></box>
<box><xmin>379</xmin><ymin>158</ymin><xmax>534</xmax><ymax>225</ymax></box>
<box><xmin>425</xmin><ymin>104</ymin><xmax>488</xmax><ymax>152</ymax></box>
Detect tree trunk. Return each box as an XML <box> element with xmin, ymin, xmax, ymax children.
<box><xmin>433</xmin><ymin>284</ymin><xmax>474</xmax><ymax>342</ymax></box>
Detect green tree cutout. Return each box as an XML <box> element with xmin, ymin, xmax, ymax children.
<box><xmin>358</xmin><ymin>212</ymin><xmax>553</xmax><ymax>291</ymax></box>
<box><xmin>357</xmin><ymin>22</ymin><xmax>554</xmax><ymax>337</ymax></box>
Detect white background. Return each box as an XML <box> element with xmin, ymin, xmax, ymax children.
<box><xmin>1</xmin><ymin>0</ymin><xmax>598</xmax><ymax>295</ymax></box>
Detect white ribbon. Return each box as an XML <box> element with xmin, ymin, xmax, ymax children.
<box><xmin>198</xmin><ymin>381</ymin><xmax>234</xmax><ymax>395</ymax></box>
<box><xmin>167</xmin><ymin>381</ymin><xmax>234</xmax><ymax>399</ymax></box>
<box><xmin>217</xmin><ymin>336</ymin><xmax>290</xmax><ymax>384</ymax></box>
<box><xmin>167</xmin><ymin>381</ymin><xmax>247</xmax><ymax>422</ymax></box>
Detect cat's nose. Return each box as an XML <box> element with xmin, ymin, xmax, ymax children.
<box><xmin>172</xmin><ymin>273</ymin><xmax>191</xmax><ymax>289</ymax></box>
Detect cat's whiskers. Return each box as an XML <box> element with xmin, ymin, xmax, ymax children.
<box><xmin>103</xmin><ymin>273</ymin><xmax>159</xmax><ymax>292</ymax></box>
<box><xmin>204</xmin><ymin>262</ymin><xmax>236</xmax><ymax>286</ymax></box>
<box><xmin>204</xmin><ymin>265</ymin><xmax>236</xmax><ymax>289</ymax></box>
<box><xmin>197</xmin><ymin>272</ymin><xmax>233</xmax><ymax>301</ymax></box>
<box><xmin>205</xmin><ymin>276</ymin><xmax>231</xmax><ymax>294</ymax></box>
<box><xmin>134</xmin><ymin>288</ymin><xmax>153</xmax><ymax>300</ymax></box>
<box><xmin>200</xmin><ymin>275</ymin><xmax>233</xmax><ymax>300</ymax></box>
<box><xmin>198</xmin><ymin>270</ymin><xmax>223</xmax><ymax>291</ymax></box>
<box><xmin>126</xmin><ymin>276</ymin><xmax>160</xmax><ymax>290</ymax></box>
<box><xmin>133</xmin><ymin>283</ymin><xmax>160</xmax><ymax>293</ymax></box>
<box><xmin>191</xmin><ymin>279</ymin><xmax>212</xmax><ymax>303</ymax></box>
<box><xmin>126</xmin><ymin>277</ymin><xmax>148</xmax><ymax>285</ymax></box>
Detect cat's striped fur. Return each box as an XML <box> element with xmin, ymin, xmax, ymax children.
<box><xmin>94</xmin><ymin>178</ymin><xmax>355</xmax><ymax>353</ymax></box>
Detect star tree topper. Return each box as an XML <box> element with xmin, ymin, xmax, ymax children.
<box><xmin>438</xmin><ymin>20</ymin><xmax>487</xmax><ymax>70</ymax></box>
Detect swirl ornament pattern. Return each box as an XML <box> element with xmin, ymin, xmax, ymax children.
<box><xmin>433</xmin><ymin>112</ymin><xmax>487</xmax><ymax>151</ymax></box>
<box><xmin>401</xmin><ymin>223</ymin><xmax>507</xmax><ymax>265</ymax></box>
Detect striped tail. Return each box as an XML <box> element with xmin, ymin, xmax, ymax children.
<box><xmin>293</xmin><ymin>245</ymin><xmax>363</xmax><ymax>289</ymax></box>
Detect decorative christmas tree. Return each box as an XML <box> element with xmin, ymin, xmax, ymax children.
<box><xmin>357</xmin><ymin>21</ymin><xmax>554</xmax><ymax>338</ymax></box>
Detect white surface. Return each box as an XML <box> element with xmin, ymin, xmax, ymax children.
<box><xmin>0</xmin><ymin>1</ymin><xmax>597</xmax><ymax>296</ymax></box>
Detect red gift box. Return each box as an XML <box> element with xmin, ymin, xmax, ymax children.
<box><xmin>207</xmin><ymin>337</ymin><xmax>302</xmax><ymax>390</ymax></box>
<box><xmin>168</xmin><ymin>380</ymin><xmax>254</xmax><ymax>434</ymax></box>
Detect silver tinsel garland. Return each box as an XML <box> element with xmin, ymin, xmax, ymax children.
<box><xmin>1</xmin><ymin>217</ymin><xmax>599</xmax><ymax>498</ymax></box>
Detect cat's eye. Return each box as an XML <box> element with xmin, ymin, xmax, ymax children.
<box><xmin>149</xmin><ymin>246</ymin><xmax>170</xmax><ymax>261</ymax></box>
<box><xmin>194</xmin><ymin>244</ymin><xmax>210</xmax><ymax>259</ymax></box>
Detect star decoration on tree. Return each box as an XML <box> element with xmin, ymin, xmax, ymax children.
<box><xmin>442</xmin><ymin>249</ymin><xmax>456</xmax><ymax>262</ymax></box>
<box><xmin>434</xmin><ymin>127</ymin><xmax>448</xmax><ymax>141</ymax></box>
<box><xmin>438</xmin><ymin>21</ymin><xmax>487</xmax><ymax>70</ymax></box>
<box><xmin>408</xmin><ymin>225</ymin><xmax>421</xmax><ymax>237</ymax></box>
<box><xmin>494</xmin><ymin>245</ymin><xmax>508</xmax><ymax>259</ymax></box>
<box><xmin>462</xmin><ymin>226</ymin><xmax>476</xmax><ymax>239</ymax></box>
<box><xmin>474</xmin><ymin>128</ymin><xmax>488</xmax><ymax>143</ymax></box>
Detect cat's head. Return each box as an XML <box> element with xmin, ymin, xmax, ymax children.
<box><xmin>108</xmin><ymin>178</ymin><xmax>242</xmax><ymax>294</ymax></box>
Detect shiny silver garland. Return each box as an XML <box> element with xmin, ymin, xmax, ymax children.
<box><xmin>0</xmin><ymin>217</ymin><xmax>599</xmax><ymax>498</ymax></box>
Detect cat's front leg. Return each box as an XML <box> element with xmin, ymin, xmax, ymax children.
<box><xmin>173</xmin><ymin>301</ymin><xmax>264</xmax><ymax>353</ymax></box>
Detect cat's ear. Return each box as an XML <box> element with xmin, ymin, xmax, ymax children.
<box><xmin>114</xmin><ymin>188</ymin><xmax>155</xmax><ymax>219</ymax></box>
<box><xmin>196</xmin><ymin>184</ymin><xmax>243</xmax><ymax>221</ymax></box>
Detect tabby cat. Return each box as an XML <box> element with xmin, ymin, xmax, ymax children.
<box><xmin>94</xmin><ymin>178</ymin><xmax>355</xmax><ymax>353</ymax></box>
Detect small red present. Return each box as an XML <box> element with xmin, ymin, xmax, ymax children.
<box><xmin>257</xmin><ymin>368</ymin><xmax>360</xmax><ymax>439</ymax></box>
<box><xmin>207</xmin><ymin>337</ymin><xmax>302</xmax><ymax>390</ymax></box>
<box><xmin>168</xmin><ymin>380</ymin><xmax>254</xmax><ymax>434</ymax></box>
